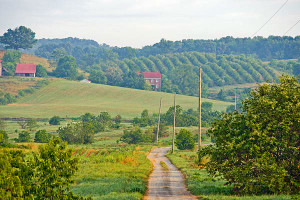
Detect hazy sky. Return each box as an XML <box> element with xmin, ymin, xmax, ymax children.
<box><xmin>0</xmin><ymin>0</ymin><xmax>299</xmax><ymax>48</ymax></box>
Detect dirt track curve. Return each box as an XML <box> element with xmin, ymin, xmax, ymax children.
<box><xmin>144</xmin><ymin>147</ymin><xmax>197</xmax><ymax>200</ymax></box>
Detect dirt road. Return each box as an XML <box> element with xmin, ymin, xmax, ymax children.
<box><xmin>144</xmin><ymin>147</ymin><xmax>197</xmax><ymax>200</ymax></box>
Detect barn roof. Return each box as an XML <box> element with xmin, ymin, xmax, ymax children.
<box><xmin>15</xmin><ymin>64</ymin><xmax>36</xmax><ymax>74</ymax></box>
<box><xmin>139</xmin><ymin>72</ymin><xmax>161</xmax><ymax>79</ymax></box>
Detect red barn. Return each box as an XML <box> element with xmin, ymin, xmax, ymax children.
<box><xmin>15</xmin><ymin>64</ymin><xmax>37</xmax><ymax>77</ymax></box>
<box><xmin>139</xmin><ymin>72</ymin><xmax>161</xmax><ymax>91</ymax></box>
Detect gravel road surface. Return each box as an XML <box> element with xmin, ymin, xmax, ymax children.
<box><xmin>144</xmin><ymin>147</ymin><xmax>197</xmax><ymax>200</ymax></box>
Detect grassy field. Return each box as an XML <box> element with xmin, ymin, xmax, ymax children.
<box><xmin>0</xmin><ymin>76</ymin><xmax>40</xmax><ymax>95</ymax></box>
<box><xmin>2</xmin><ymin>121</ymin><xmax>154</xmax><ymax>200</ymax></box>
<box><xmin>0</xmin><ymin>78</ymin><xmax>233</xmax><ymax>119</ymax></box>
<box><xmin>167</xmin><ymin>150</ymin><xmax>291</xmax><ymax>200</ymax></box>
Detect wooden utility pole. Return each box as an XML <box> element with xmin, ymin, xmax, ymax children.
<box><xmin>199</xmin><ymin>67</ymin><xmax>202</xmax><ymax>150</ymax></box>
<box><xmin>156</xmin><ymin>98</ymin><xmax>162</xmax><ymax>144</ymax></box>
<box><xmin>172</xmin><ymin>93</ymin><xmax>176</xmax><ymax>153</ymax></box>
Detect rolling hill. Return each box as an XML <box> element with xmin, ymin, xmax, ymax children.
<box><xmin>0</xmin><ymin>78</ymin><xmax>232</xmax><ymax>119</ymax></box>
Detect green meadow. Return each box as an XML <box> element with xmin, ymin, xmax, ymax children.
<box><xmin>0</xmin><ymin>78</ymin><xmax>232</xmax><ymax>119</ymax></box>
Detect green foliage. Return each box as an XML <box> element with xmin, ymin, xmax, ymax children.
<box><xmin>1</xmin><ymin>50</ymin><xmax>21</xmax><ymax>75</ymax></box>
<box><xmin>161</xmin><ymin>105</ymin><xmax>220</xmax><ymax>127</ymax></box>
<box><xmin>175</xmin><ymin>129</ymin><xmax>195</xmax><ymax>150</ymax></box>
<box><xmin>0</xmin><ymin>138</ymin><xmax>89</xmax><ymax>199</ymax></box>
<box><xmin>121</xmin><ymin>127</ymin><xmax>145</xmax><ymax>144</ymax></box>
<box><xmin>33</xmin><ymin>138</ymin><xmax>88</xmax><ymax>199</ymax></box>
<box><xmin>217</xmin><ymin>89</ymin><xmax>226</xmax><ymax>100</ymax></box>
<box><xmin>16</xmin><ymin>130</ymin><xmax>31</xmax><ymax>142</ymax></box>
<box><xmin>35</xmin><ymin>64</ymin><xmax>48</xmax><ymax>77</ymax></box>
<box><xmin>133</xmin><ymin>109</ymin><xmax>155</xmax><ymax>127</ymax></box>
<box><xmin>202</xmin><ymin>102</ymin><xmax>213</xmax><ymax>112</ymax></box>
<box><xmin>34</xmin><ymin>129</ymin><xmax>52</xmax><ymax>143</ymax></box>
<box><xmin>49</xmin><ymin>115</ymin><xmax>61</xmax><ymax>125</ymax></box>
<box><xmin>153</xmin><ymin>123</ymin><xmax>169</xmax><ymax>137</ymax></box>
<box><xmin>88</xmin><ymin>69</ymin><xmax>107</xmax><ymax>84</ymax></box>
<box><xmin>120</xmin><ymin>127</ymin><xmax>155</xmax><ymax>144</ymax></box>
<box><xmin>199</xmin><ymin>75</ymin><xmax>300</xmax><ymax>195</ymax></box>
<box><xmin>0</xmin><ymin>26</ymin><xmax>37</xmax><ymax>50</ymax></box>
<box><xmin>53</xmin><ymin>55</ymin><xmax>78</xmax><ymax>80</ymax></box>
<box><xmin>58</xmin><ymin>122</ymin><xmax>94</xmax><ymax>144</ymax></box>
<box><xmin>0</xmin><ymin>92</ymin><xmax>17</xmax><ymax>105</ymax></box>
<box><xmin>292</xmin><ymin>62</ymin><xmax>300</xmax><ymax>76</ymax></box>
<box><xmin>0</xmin><ymin>129</ymin><xmax>8</xmax><ymax>145</ymax></box>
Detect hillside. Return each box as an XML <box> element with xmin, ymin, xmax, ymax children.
<box><xmin>82</xmin><ymin>52</ymin><xmax>277</xmax><ymax>96</ymax></box>
<box><xmin>0</xmin><ymin>50</ymin><xmax>53</xmax><ymax>71</ymax></box>
<box><xmin>0</xmin><ymin>78</ymin><xmax>232</xmax><ymax>119</ymax></box>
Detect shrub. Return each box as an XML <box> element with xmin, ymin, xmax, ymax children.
<box><xmin>0</xmin><ymin>138</ymin><xmax>90</xmax><ymax>199</ymax></box>
<box><xmin>58</xmin><ymin>122</ymin><xmax>94</xmax><ymax>144</ymax></box>
<box><xmin>120</xmin><ymin>127</ymin><xmax>145</xmax><ymax>144</ymax></box>
<box><xmin>175</xmin><ymin>129</ymin><xmax>195</xmax><ymax>150</ymax></box>
<box><xmin>49</xmin><ymin>115</ymin><xmax>61</xmax><ymax>125</ymax></box>
<box><xmin>34</xmin><ymin>129</ymin><xmax>52</xmax><ymax>143</ymax></box>
<box><xmin>17</xmin><ymin>130</ymin><xmax>31</xmax><ymax>142</ymax></box>
<box><xmin>36</xmin><ymin>64</ymin><xmax>48</xmax><ymax>77</ymax></box>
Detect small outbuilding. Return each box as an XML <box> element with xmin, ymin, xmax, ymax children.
<box><xmin>80</xmin><ymin>79</ymin><xmax>91</xmax><ymax>83</ymax></box>
<box><xmin>15</xmin><ymin>64</ymin><xmax>36</xmax><ymax>77</ymax></box>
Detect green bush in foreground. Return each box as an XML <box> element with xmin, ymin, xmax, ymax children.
<box><xmin>199</xmin><ymin>75</ymin><xmax>300</xmax><ymax>195</ymax></box>
<box><xmin>0</xmin><ymin>138</ymin><xmax>90</xmax><ymax>199</ymax></box>
<box><xmin>175</xmin><ymin>129</ymin><xmax>195</xmax><ymax>150</ymax></box>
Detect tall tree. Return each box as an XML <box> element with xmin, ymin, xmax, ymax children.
<box><xmin>53</xmin><ymin>55</ymin><xmax>78</xmax><ymax>80</ymax></box>
<box><xmin>0</xmin><ymin>26</ymin><xmax>37</xmax><ymax>50</ymax></box>
<box><xmin>200</xmin><ymin>75</ymin><xmax>300</xmax><ymax>195</ymax></box>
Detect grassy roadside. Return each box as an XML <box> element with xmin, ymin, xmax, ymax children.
<box><xmin>71</xmin><ymin>145</ymin><xmax>153</xmax><ymax>200</ymax></box>
<box><xmin>166</xmin><ymin>150</ymin><xmax>291</xmax><ymax>200</ymax></box>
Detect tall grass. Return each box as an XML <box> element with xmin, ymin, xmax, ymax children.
<box><xmin>71</xmin><ymin>145</ymin><xmax>153</xmax><ymax>200</ymax></box>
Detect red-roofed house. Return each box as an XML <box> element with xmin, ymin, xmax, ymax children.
<box><xmin>139</xmin><ymin>72</ymin><xmax>161</xmax><ymax>91</ymax></box>
<box><xmin>15</xmin><ymin>64</ymin><xmax>37</xmax><ymax>77</ymax></box>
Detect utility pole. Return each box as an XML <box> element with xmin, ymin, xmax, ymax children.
<box><xmin>199</xmin><ymin>67</ymin><xmax>202</xmax><ymax>150</ymax></box>
<box><xmin>156</xmin><ymin>98</ymin><xmax>162</xmax><ymax>144</ymax></box>
<box><xmin>172</xmin><ymin>93</ymin><xmax>176</xmax><ymax>153</ymax></box>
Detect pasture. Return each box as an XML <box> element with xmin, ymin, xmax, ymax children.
<box><xmin>0</xmin><ymin>78</ymin><xmax>233</xmax><ymax>119</ymax></box>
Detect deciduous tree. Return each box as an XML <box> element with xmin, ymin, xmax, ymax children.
<box><xmin>0</xmin><ymin>26</ymin><xmax>37</xmax><ymax>50</ymax></box>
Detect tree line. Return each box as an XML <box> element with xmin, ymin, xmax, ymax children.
<box><xmin>32</xmin><ymin>36</ymin><xmax>300</xmax><ymax>61</ymax></box>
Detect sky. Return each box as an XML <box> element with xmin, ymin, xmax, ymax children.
<box><xmin>0</xmin><ymin>0</ymin><xmax>299</xmax><ymax>48</ymax></box>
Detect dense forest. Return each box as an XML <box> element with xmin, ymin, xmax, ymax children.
<box><xmin>32</xmin><ymin>36</ymin><xmax>300</xmax><ymax>61</ymax></box>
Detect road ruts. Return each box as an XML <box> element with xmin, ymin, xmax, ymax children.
<box><xmin>144</xmin><ymin>147</ymin><xmax>197</xmax><ymax>200</ymax></box>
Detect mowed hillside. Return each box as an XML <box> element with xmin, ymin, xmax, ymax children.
<box><xmin>0</xmin><ymin>79</ymin><xmax>233</xmax><ymax>118</ymax></box>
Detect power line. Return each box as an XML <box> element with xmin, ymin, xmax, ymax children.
<box><xmin>283</xmin><ymin>19</ymin><xmax>300</xmax><ymax>36</ymax></box>
<box><xmin>251</xmin><ymin>0</ymin><xmax>289</xmax><ymax>37</ymax></box>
